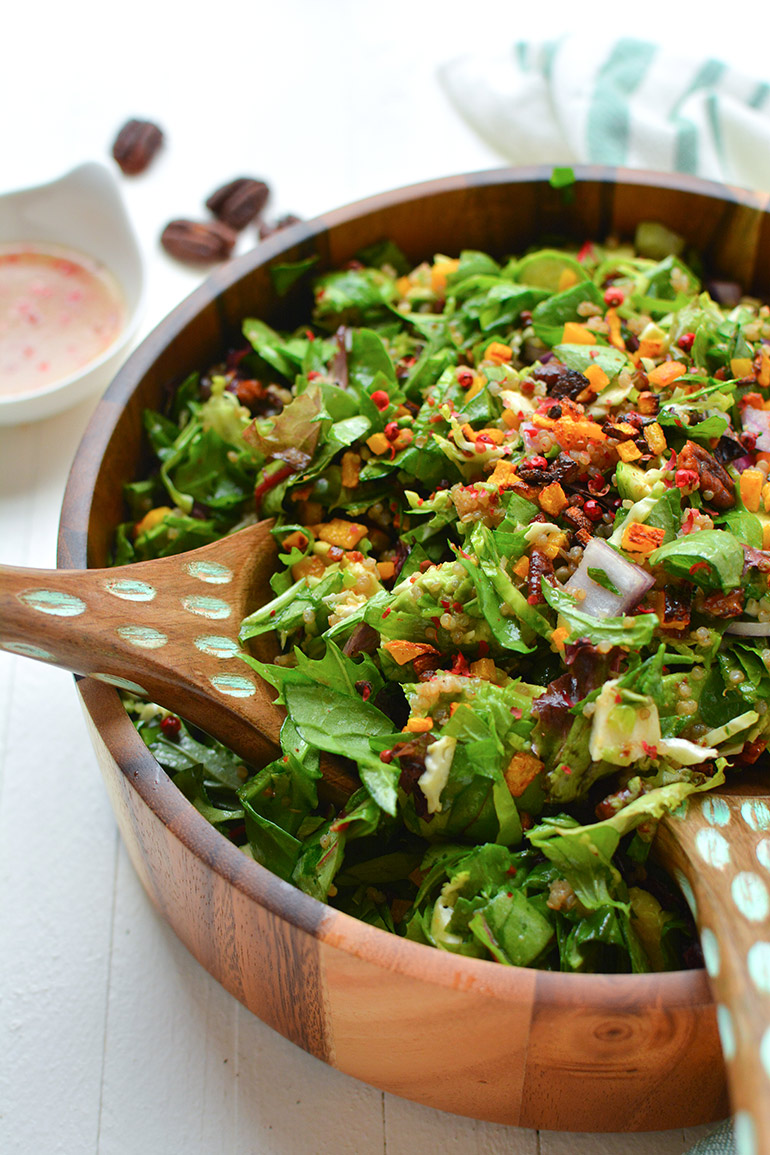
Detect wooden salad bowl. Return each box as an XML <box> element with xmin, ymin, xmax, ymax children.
<box><xmin>58</xmin><ymin>166</ymin><xmax>770</xmax><ymax>1132</ymax></box>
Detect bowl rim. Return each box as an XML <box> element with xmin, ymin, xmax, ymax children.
<box><xmin>59</xmin><ymin>162</ymin><xmax>763</xmax><ymax>1003</ymax></box>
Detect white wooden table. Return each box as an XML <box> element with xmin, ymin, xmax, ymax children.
<box><xmin>3</xmin><ymin>2</ymin><xmax>764</xmax><ymax>1150</ymax></box>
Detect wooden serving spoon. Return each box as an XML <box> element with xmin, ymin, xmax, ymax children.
<box><xmin>0</xmin><ymin>518</ymin><xmax>355</xmax><ymax>803</ymax></box>
<box><xmin>2</xmin><ymin>518</ymin><xmax>770</xmax><ymax>1142</ymax></box>
<box><xmin>656</xmin><ymin>776</ymin><xmax>770</xmax><ymax>1153</ymax></box>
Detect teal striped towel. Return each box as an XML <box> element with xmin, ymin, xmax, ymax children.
<box><xmin>438</xmin><ymin>36</ymin><xmax>770</xmax><ymax>188</ymax></box>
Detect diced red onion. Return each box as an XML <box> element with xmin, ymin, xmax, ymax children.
<box><xmin>565</xmin><ymin>537</ymin><xmax>655</xmax><ymax>618</ymax></box>
<box><xmin>724</xmin><ymin>621</ymin><xmax>770</xmax><ymax>636</ymax></box>
<box><xmin>742</xmin><ymin>407</ymin><xmax>770</xmax><ymax>450</ymax></box>
<box><xmin>732</xmin><ymin>454</ymin><xmax>755</xmax><ymax>472</ymax></box>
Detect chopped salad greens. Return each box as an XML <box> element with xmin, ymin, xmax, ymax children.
<box><xmin>117</xmin><ymin>222</ymin><xmax>770</xmax><ymax>974</ymax></box>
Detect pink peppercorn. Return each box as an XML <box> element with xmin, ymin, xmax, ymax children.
<box><xmin>583</xmin><ymin>500</ymin><xmax>604</xmax><ymax>521</ymax></box>
<box><xmin>371</xmin><ymin>389</ymin><xmax>390</xmax><ymax>411</ymax></box>
<box><xmin>160</xmin><ymin>715</ymin><xmax>181</xmax><ymax>737</ymax></box>
<box><xmin>384</xmin><ymin>421</ymin><xmax>399</xmax><ymax>441</ymax></box>
<box><xmin>603</xmin><ymin>286</ymin><xmax>625</xmax><ymax>307</ymax></box>
<box><xmin>678</xmin><ymin>332</ymin><xmax>696</xmax><ymax>353</ymax></box>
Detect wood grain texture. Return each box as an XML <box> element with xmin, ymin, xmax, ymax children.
<box><xmin>657</xmin><ymin>776</ymin><xmax>770</xmax><ymax>1148</ymax></box>
<box><xmin>56</xmin><ymin>166</ymin><xmax>770</xmax><ymax>1131</ymax></box>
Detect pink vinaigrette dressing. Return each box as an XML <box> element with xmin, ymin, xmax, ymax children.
<box><xmin>0</xmin><ymin>243</ymin><xmax>126</xmax><ymax>397</ymax></box>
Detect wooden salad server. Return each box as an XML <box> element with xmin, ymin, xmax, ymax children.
<box><xmin>3</xmin><ymin>515</ymin><xmax>770</xmax><ymax>1142</ymax></box>
<box><xmin>656</xmin><ymin>776</ymin><xmax>770</xmax><ymax>1152</ymax></box>
<box><xmin>0</xmin><ymin>518</ymin><xmax>353</xmax><ymax>801</ymax></box>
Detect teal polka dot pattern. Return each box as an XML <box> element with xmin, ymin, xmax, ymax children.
<box><xmin>210</xmin><ymin>673</ymin><xmax>257</xmax><ymax>698</ymax></box>
<box><xmin>700</xmin><ymin>927</ymin><xmax>720</xmax><ymax>978</ymax></box>
<box><xmin>181</xmin><ymin>595</ymin><xmax>232</xmax><ymax>620</ymax></box>
<box><xmin>195</xmin><ymin>635</ymin><xmax>242</xmax><ymax>659</ymax></box>
<box><xmin>732</xmin><ymin>873</ymin><xmax>770</xmax><ymax>922</ymax></box>
<box><xmin>717</xmin><ymin>1004</ymin><xmax>736</xmax><ymax>1061</ymax></box>
<box><xmin>760</xmin><ymin>1027</ymin><xmax>770</xmax><ymax>1081</ymax></box>
<box><xmin>757</xmin><ymin>839</ymin><xmax>770</xmax><ymax>873</ymax></box>
<box><xmin>1</xmin><ymin>641</ymin><xmax>54</xmax><ymax>660</ymax></box>
<box><xmin>695</xmin><ymin>828</ymin><xmax>731</xmax><ymax>870</ymax></box>
<box><xmin>702</xmin><ymin>797</ymin><xmax>731</xmax><ymax>827</ymax></box>
<box><xmin>20</xmin><ymin>589</ymin><xmax>86</xmax><ymax>616</ymax></box>
<box><xmin>104</xmin><ymin>578</ymin><xmax>156</xmax><ymax>602</ymax></box>
<box><xmin>185</xmin><ymin>560</ymin><xmax>233</xmax><ymax>585</ymax></box>
<box><xmin>742</xmin><ymin>801</ymin><xmax>770</xmax><ymax>832</ymax></box>
<box><xmin>734</xmin><ymin>1111</ymin><xmax>758</xmax><ymax>1155</ymax></box>
<box><xmin>748</xmin><ymin>942</ymin><xmax>770</xmax><ymax>994</ymax></box>
<box><xmin>116</xmin><ymin>626</ymin><xmax>168</xmax><ymax>649</ymax></box>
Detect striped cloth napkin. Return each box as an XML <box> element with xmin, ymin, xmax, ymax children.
<box><xmin>438</xmin><ymin>35</ymin><xmax>770</xmax><ymax>188</ymax></box>
<box><xmin>438</xmin><ymin>34</ymin><xmax>770</xmax><ymax>1155</ymax></box>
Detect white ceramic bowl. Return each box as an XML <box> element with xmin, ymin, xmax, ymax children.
<box><xmin>0</xmin><ymin>162</ymin><xmax>145</xmax><ymax>425</ymax></box>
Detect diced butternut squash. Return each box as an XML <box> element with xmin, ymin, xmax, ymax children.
<box><xmin>759</xmin><ymin>347</ymin><xmax>770</xmax><ymax>388</ymax></box>
<box><xmin>377</xmin><ymin>560</ymin><xmax>396</xmax><ymax>580</ymax></box>
<box><xmin>637</xmin><ymin>337</ymin><xmax>666</xmax><ymax>359</ymax></box>
<box><xmin>134</xmin><ymin>506</ymin><xmax>172</xmax><ymax>537</ymax></box>
<box><xmin>561</xmin><ymin>321</ymin><xmax>596</xmax><ymax>345</ymax></box>
<box><xmin>621</xmin><ymin>522</ymin><xmax>666</xmax><ymax>554</ymax></box>
<box><xmin>512</xmin><ymin>555</ymin><xmax>530</xmax><ymax>579</ymax></box>
<box><xmin>538</xmin><ymin>481</ymin><xmax>569</xmax><ymax>516</ymax></box>
<box><xmin>484</xmin><ymin>341</ymin><xmax>513</xmax><ymax>364</ymax></box>
<box><xmin>469</xmin><ymin>658</ymin><xmax>497</xmax><ymax>680</ymax></box>
<box><xmin>280</xmin><ymin>530</ymin><xmax>309</xmax><ymax>551</ymax></box>
<box><xmin>317</xmin><ymin>519</ymin><xmax>368</xmax><ymax>549</ymax></box>
<box><xmin>636</xmin><ymin>391</ymin><xmax>660</xmax><ymax>416</ymax></box>
<box><xmin>740</xmin><ymin>469</ymin><xmax>764</xmax><ymax>513</ymax></box>
<box><xmin>383</xmin><ymin>640</ymin><xmax>438</xmax><ymax>666</ymax></box>
<box><xmin>550</xmin><ymin>626</ymin><xmax>569</xmax><ymax>652</ymax></box>
<box><xmin>584</xmin><ymin>363</ymin><xmax>610</xmax><ymax>391</ymax></box>
<box><xmin>341</xmin><ymin>451</ymin><xmax>361</xmax><ymax>488</ymax></box>
<box><xmin>292</xmin><ymin>554</ymin><xmax>327</xmax><ymax>582</ymax></box>
<box><xmin>605</xmin><ymin>307</ymin><xmax>625</xmax><ymax>351</ymax></box>
<box><xmin>489</xmin><ymin>460</ymin><xmax>523</xmax><ymax>489</ymax></box>
<box><xmin>731</xmin><ymin>357</ymin><xmax>755</xmax><ymax>380</ymax></box>
<box><xmin>644</xmin><ymin>422</ymin><xmax>667</xmax><ymax>455</ymax></box>
<box><xmin>504</xmin><ymin>752</ymin><xmax>545</xmax><ymax>797</ymax></box>
<box><xmin>430</xmin><ymin>256</ymin><xmax>459</xmax><ymax>294</ymax></box>
<box><xmin>403</xmin><ymin>716</ymin><xmax>434</xmax><ymax>734</ymax></box>
<box><xmin>366</xmin><ymin>432</ymin><xmax>389</xmax><ymax>455</ymax></box>
<box><xmin>616</xmin><ymin>440</ymin><xmax>643</xmax><ymax>462</ymax></box>
<box><xmin>647</xmin><ymin>360</ymin><xmax>687</xmax><ymax>387</ymax></box>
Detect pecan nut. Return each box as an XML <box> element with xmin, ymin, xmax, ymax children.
<box><xmin>677</xmin><ymin>440</ymin><xmax>735</xmax><ymax>509</ymax></box>
<box><xmin>206</xmin><ymin>177</ymin><xmax>270</xmax><ymax>230</ymax></box>
<box><xmin>258</xmin><ymin>214</ymin><xmax>302</xmax><ymax>240</ymax></box>
<box><xmin>112</xmin><ymin>119</ymin><xmax>164</xmax><ymax>175</ymax></box>
<box><xmin>161</xmin><ymin>219</ymin><xmax>237</xmax><ymax>263</ymax></box>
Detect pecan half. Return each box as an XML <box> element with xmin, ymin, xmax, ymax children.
<box><xmin>161</xmin><ymin>219</ymin><xmax>237</xmax><ymax>263</ymax></box>
<box><xmin>531</xmin><ymin>361</ymin><xmax>590</xmax><ymax>400</ymax></box>
<box><xmin>112</xmin><ymin>119</ymin><xmax>164</xmax><ymax>175</ymax></box>
<box><xmin>527</xmin><ymin>547</ymin><xmax>554</xmax><ymax>605</ymax></box>
<box><xmin>206</xmin><ymin>177</ymin><xmax>270</xmax><ymax>230</ymax></box>
<box><xmin>677</xmin><ymin>440</ymin><xmax>735</xmax><ymax>509</ymax></box>
<box><xmin>258</xmin><ymin>214</ymin><xmax>302</xmax><ymax>240</ymax></box>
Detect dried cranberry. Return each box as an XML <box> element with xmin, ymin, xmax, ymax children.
<box><xmin>678</xmin><ymin>332</ymin><xmax>696</xmax><ymax>354</ymax></box>
<box><xmin>603</xmin><ymin>286</ymin><xmax>625</xmax><ymax>307</ymax></box>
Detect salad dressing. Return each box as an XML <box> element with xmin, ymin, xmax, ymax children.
<box><xmin>0</xmin><ymin>243</ymin><xmax>126</xmax><ymax>397</ymax></box>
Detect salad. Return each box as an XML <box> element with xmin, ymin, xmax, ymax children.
<box><xmin>116</xmin><ymin>222</ymin><xmax>770</xmax><ymax>974</ymax></box>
